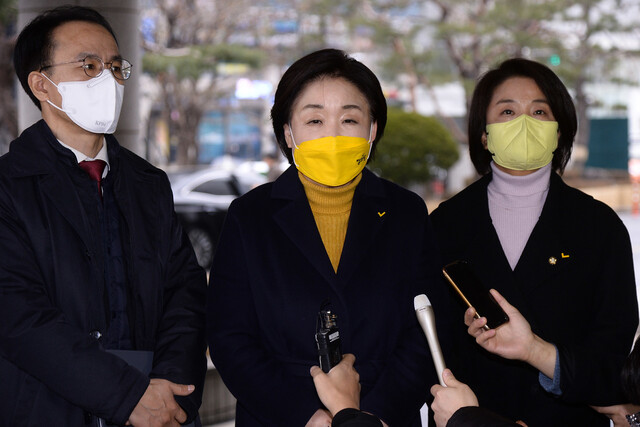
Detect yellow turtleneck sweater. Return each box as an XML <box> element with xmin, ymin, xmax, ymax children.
<box><xmin>299</xmin><ymin>171</ymin><xmax>362</xmax><ymax>273</ymax></box>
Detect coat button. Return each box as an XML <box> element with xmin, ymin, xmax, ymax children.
<box><xmin>89</xmin><ymin>330</ymin><xmax>102</xmax><ymax>340</ymax></box>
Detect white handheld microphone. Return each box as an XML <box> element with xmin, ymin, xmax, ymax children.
<box><xmin>414</xmin><ymin>294</ymin><xmax>447</xmax><ymax>386</ymax></box>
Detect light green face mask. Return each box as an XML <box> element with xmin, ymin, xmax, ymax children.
<box><xmin>486</xmin><ymin>114</ymin><xmax>559</xmax><ymax>171</ymax></box>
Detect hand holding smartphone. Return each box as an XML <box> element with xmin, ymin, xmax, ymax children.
<box><xmin>442</xmin><ymin>260</ymin><xmax>509</xmax><ymax>330</ymax></box>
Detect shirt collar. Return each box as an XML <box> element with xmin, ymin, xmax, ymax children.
<box><xmin>58</xmin><ymin>138</ymin><xmax>110</xmax><ymax>178</ymax></box>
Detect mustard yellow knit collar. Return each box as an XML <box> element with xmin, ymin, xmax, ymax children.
<box><xmin>299</xmin><ymin>171</ymin><xmax>362</xmax><ymax>214</ymax></box>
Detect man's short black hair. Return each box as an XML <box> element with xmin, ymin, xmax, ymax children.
<box><xmin>13</xmin><ymin>5</ymin><xmax>118</xmax><ymax>110</ymax></box>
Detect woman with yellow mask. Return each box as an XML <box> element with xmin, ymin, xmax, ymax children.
<box><xmin>430</xmin><ymin>58</ymin><xmax>638</xmax><ymax>426</ymax></box>
<box><xmin>207</xmin><ymin>49</ymin><xmax>445</xmax><ymax>426</ymax></box>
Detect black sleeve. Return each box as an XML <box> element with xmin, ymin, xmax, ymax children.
<box><xmin>332</xmin><ymin>408</ymin><xmax>383</xmax><ymax>427</ymax></box>
<box><xmin>151</xmin><ymin>186</ymin><xmax>208</xmax><ymax>423</ymax></box>
<box><xmin>447</xmin><ymin>406</ymin><xmax>520</xmax><ymax>427</ymax></box>
<box><xmin>557</xmin><ymin>213</ymin><xmax>638</xmax><ymax>404</ymax></box>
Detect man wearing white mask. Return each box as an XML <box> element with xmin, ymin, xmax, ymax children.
<box><xmin>0</xmin><ymin>6</ymin><xmax>206</xmax><ymax>427</ymax></box>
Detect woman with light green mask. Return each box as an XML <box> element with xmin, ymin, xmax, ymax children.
<box><xmin>430</xmin><ymin>58</ymin><xmax>638</xmax><ymax>426</ymax></box>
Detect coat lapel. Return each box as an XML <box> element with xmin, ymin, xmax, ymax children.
<box><xmin>337</xmin><ymin>169</ymin><xmax>387</xmax><ymax>285</ymax></box>
<box><xmin>271</xmin><ymin>168</ymin><xmax>394</xmax><ymax>289</ymax></box>
<box><xmin>40</xmin><ymin>171</ymin><xmax>96</xmax><ymax>253</ymax></box>
<box><xmin>10</xmin><ymin>120</ymin><xmax>96</xmax><ymax>254</ymax></box>
<box><xmin>109</xmin><ymin>141</ymin><xmax>161</xmax><ymax>263</ymax></box>
<box><xmin>513</xmin><ymin>173</ymin><xmax>568</xmax><ymax>296</ymax></box>
<box><xmin>469</xmin><ymin>173</ymin><xmax>567</xmax><ymax>325</ymax></box>
<box><xmin>468</xmin><ymin>222</ymin><xmax>533</xmax><ymax>318</ymax></box>
<box><xmin>272</xmin><ymin>167</ymin><xmax>337</xmax><ymax>286</ymax></box>
<box><xmin>459</xmin><ymin>176</ymin><xmax>532</xmax><ymax>317</ymax></box>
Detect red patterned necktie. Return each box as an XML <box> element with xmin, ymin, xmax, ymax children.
<box><xmin>79</xmin><ymin>160</ymin><xmax>106</xmax><ymax>198</ymax></box>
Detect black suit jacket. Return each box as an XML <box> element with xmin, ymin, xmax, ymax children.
<box><xmin>446</xmin><ymin>407</ymin><xmax>520</xmax><ymax>427</ymax></box>
<box><xmin>0</xmin><ymin>120</ymin><xmax>207</xmax><ymax>426</ymax></box>
<box><xmin>430</xmin><ymin>172</ymin><xmax>638</xmax><ymax>426</ymax></box>
<box><xmin>207</xmin><ymin>166</ymin><xmax>444</xmax><ymax>426</ymax></box>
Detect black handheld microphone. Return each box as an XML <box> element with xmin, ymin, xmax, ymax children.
<box><xmin>316</xmin><ymin>310</ymin><xmax>342</xmax><ymax>373</ymax></box>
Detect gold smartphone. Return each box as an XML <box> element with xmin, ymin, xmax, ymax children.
<box><xmin>442</xmin><ymin>260</ymin><xmax>509</xmax><ymax>330</ymax></box>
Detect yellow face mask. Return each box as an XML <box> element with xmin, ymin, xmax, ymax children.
<box><xmin>486</xmin><ymin>114</ymin><xmax>559</xmax><ymax>171</ymax></box>
<box><xmin>290</xmin><ymin>126</ymin><xmax>372</xmax><ymax>187</ymax></box>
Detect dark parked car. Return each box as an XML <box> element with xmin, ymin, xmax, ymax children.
<box><xmin>167</xmin><ymin>167</ymin><xmax>266</xmax><ymax>269</ymax></box>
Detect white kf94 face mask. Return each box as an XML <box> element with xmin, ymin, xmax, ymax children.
<box><xmin>42</xmin><ymin>71</ymin><xmax>124</xmax><ymax>134</ymax></box>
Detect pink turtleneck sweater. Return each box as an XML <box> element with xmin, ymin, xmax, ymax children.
<box><xmin>487</xmin><ymin>162</ymin><xmax>552</xmax><ymax>270</ymax></box>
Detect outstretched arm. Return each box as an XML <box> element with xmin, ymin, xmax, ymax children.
<box><xmin>150</xmin><ymin>176</ymin><xmax>208</xmax><ymax>423</ymax></box>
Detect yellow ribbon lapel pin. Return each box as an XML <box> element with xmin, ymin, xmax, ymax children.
<box><xmin>549</xmin><ymin>252</ymin><xmax>570</xmax><ymax>265</ymax></box>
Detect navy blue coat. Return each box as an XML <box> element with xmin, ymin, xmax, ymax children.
<box><xmin>207</xmin><ymin>166</ymin><xmax>444</xmax><ymax>426</ymax></box>
<box><xmin>0</xmin><ymin>121</ymin><xmax>207</xmax><ymax>426</ymax></box>
<box><xmin>446</xmin><ymin>407</ymin><xmax>520</xmax><ymax>427</ymax></box>
<box><xmin>330</xmin><ymin>407</ymin><xmax>520</xmax><ymax>427</ymax></box>
<box><xmin>430</xmin><ymin>172</ymin><xmax>639</xmax><ymax>427</ymax></box>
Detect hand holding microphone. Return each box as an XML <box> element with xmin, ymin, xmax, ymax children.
<box><xmin>414</xmin><ymin>294</ymin><xmax>447</xmax><ymax>386</ymax></box>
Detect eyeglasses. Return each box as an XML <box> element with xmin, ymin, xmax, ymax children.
<box><xmin>40</xmin><ymin>55</ymin><xmax>132</xmax><ymax>81</ymax></box>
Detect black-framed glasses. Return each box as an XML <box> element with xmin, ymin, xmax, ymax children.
<box><xmin>40</xmin><ymin>55</ymin><xmax>132</xmax><ymax>81</ymax></box>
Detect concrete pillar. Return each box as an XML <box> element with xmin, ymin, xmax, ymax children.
<box><xmin>17</xmin><ymin>0</ymin><xmax>143</xmax><ymax>155</ymax></box>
